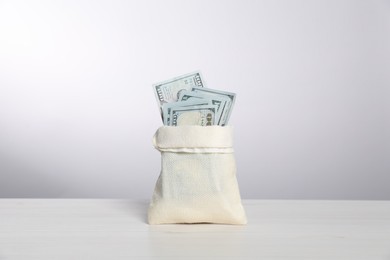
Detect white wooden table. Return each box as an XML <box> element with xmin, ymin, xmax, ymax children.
<box><xmin>0</xmin><ymin>199</ymin><xmax>389</xmax><ymax>259</ymax></box>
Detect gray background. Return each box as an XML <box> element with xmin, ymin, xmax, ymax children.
<box><xmin>0</xmin><ymin>0</ymin><xmax>389</xmax><ymax>199</ymax></box>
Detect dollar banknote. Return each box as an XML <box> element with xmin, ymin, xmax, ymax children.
<box><xmin>178</xmin><ymin>90</ymin><xmax>229</xmax><ymax>126</ymax></box>
<box><xmin>191</xmin><ymin>87</ymin><xmax>236</xmax><ymax>126</ymax></box>
<box><xmin>153</xmin><ymin>71</ymin><xmax>205</xmax><ymax>115</ymax></box>
<box><xmin>162</xmin><ymin>99</ymin><xmax>212</xmax><ymax>126</ymax></box>
<box><xmin>170</xmin><ymin>105</ymin><xmax>217</xmax><ymax>126</ymax></box>
<box><xmin>153</xmin><ymin>71</ymin><xmax>236</xmax><ymax>126</ymax></box>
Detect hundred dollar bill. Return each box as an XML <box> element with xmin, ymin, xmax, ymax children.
<box><xmin>170</xmin><ymin>105</ymin><xmax>217</xmax><ymax>126</ymax></box>
<box><xmin>153</xmin><ymin>71</ymin><xmax>205</xmax><ymax>116</ymax></box>
<box><xmin>178</xmin><ymin>90</ymin><xmax>229</xmax><ymax>126</ymax></box>
<box><xmin>191</xmin><ymin>87</ymin><xmax>236</xmax><ymax>126</ymax></box>
<box><xmin>162</xmin><ymin>99</ymin><xmax>212</xmax><ymax>126</ymax></box>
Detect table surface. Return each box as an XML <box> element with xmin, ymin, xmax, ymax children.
<box><xmin>0</xmin><ymin>199</ymin><xmax>389</xmax><ymax>259</ymax></box>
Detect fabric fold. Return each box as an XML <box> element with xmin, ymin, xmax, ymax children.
<box><xmin>153</xmin><ymin>125</ymin><xmax>234</xmax><ymax>150</ymax></box>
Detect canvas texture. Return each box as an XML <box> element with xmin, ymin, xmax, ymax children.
<box><xmin>148</xmin><ymin>125</ymin><xmax>247</xmax><ymax>225</ymax></box>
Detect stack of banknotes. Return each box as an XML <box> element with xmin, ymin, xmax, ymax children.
<box><xmin>153</xmin><ymin>71</ymin><xmax>236</xmax><ymax>126</ymax></box>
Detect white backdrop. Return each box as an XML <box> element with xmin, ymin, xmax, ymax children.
<box><xmin>0</xmin><ymin>0</ymin><xmax>389</xmax><ymax>199</ymax></box>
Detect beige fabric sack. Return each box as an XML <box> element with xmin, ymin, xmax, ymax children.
<box><xmin>148</xmin><ymin>125</ymin><xmax>247</xmax><ymax>225</ymax></box>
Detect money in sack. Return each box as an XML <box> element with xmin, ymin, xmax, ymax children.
<box><xmin>148</xmin><ymin>125</ymin><xmax>247</xmax><ymax>224</ymax></box>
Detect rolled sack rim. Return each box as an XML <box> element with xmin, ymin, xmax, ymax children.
<box><xmin>153</xmin><ymin>125</ymin><xmax>234</xmax><ymax>150</ymax></box>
